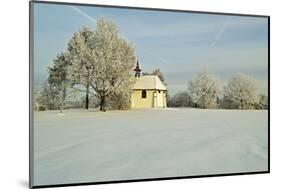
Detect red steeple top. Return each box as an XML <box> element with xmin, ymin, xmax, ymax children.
<box><xmin>134</xmin><ymin>59</ymin><xmax>141</xmax><ymax>77</ymax></box>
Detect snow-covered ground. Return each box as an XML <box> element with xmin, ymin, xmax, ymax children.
<box><xmin>33</xmin><ymin>108</ymin><xmax>268</xmax><ymax>186</ymax></box>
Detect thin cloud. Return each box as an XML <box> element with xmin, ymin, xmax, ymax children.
<box><xmin>71</xmin><ymin>6</ymin><xmax>97</xmax><ymax>25</ymax></box>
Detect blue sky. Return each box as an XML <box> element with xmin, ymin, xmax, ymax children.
<box><xmin>33</xmin><ymin>3</ymin><xmax>268</xmax><ymax>95</ymax></box>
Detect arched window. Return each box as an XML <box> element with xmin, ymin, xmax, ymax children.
<box><xmin>141</xmin><ymin>90</ymin><xmax>147</xmax><ymax>98</ymax></box>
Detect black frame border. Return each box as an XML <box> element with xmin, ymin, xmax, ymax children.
<box><xmin>29</xmin><ymin>0</ymin><xmax>270</xmax><ymax>188</ymax></box>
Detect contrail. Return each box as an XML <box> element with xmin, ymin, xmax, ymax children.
<box><xmin>70</xmin><ymin>6</ymin><xmax>170</xmax><ymax>65</ymax></box>
<box><xmin>71</xmin><ymin>6</ymin><xmax>97</xmax><ymax>25</ymax></box>
<box><xmin>210</xmin><ymin>18</ymin><xmax>231</xmax><ymax>47</ymax></box>
<box><xmin>138</xmin><ymin>47</ymin><xmax>170</xmax><ymax>64</ymax></box>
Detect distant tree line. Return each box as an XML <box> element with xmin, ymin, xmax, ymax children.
<box><xmin>168</xmin><ymin>69</ymin><xmax>268</xmax><ymax>110</ymax></box>
<box><xmin>34</xmin><ymin>18</ymin><xmax>135</xmax><ymax>112</ymax></box>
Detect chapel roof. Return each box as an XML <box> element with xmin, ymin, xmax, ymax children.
<box><xmin>132</xmin><ymin>75</ymin><xmax>167</xmax><ymax>90</ymax></box>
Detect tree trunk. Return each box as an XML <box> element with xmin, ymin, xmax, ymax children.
<box><xmin>239</xmin><ymin>99</ymin><xmax>243</xmax><ymax>109</ymax></box>
<box><xmin>100</xmin><ymin>96</ymin><xmax>106</xmax><ymax>112</ymax></box>
<box><xmin>59</xmin><ymin>103</ymin><xmax>63</xmax><ymax>114</ymax></box>
<box><xmin>85</xmin><ymin>84</ymin><xmax>89</xmax><ymax>109</ymax></box>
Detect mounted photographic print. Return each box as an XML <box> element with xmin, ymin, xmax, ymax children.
<box><xmin>29</xmin><ymin>1</ymin><xmax>270</xmax><ymax>188</ymax></box>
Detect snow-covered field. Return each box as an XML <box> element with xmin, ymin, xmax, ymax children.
<box><xmin>33</xmin><ymin>108</ymin><xmax>268</xmax><ymax>186</ymax></box>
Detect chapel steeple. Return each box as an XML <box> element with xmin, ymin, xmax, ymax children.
<box><xmin>134</xmin><ymin>59</ymin><xmax>141</xmax><ymax>77</ymax></box>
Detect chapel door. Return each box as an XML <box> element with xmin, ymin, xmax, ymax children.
<box><xmin>153</xmin><ymin>91</ymin><xmax>157</xmax><ymax>108</ymax></box>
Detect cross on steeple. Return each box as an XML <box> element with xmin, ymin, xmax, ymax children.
<box><xmin>134</xmin><ymin>59</ymin><xmax>141</xmax><ymax>77</ymax></box>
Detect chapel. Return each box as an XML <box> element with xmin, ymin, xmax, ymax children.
<box><xmin>130</xmin><ymin>60</ymin><xmax>167</xmax><ymax>109</ymax></box>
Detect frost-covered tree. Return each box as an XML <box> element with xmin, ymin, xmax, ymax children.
<box><xmin>35</xmin><ymin>82</ymin><xmax>56</xmax><ymax>111</ymax></box>
<box><xmin>33</xmin><ymin>89</ymin><xmax>47</xmax><ymax>111</ymax></box>
<box><xmin>90</xmin><ymin>18</ymin><xmax>135</xmax><ymax>111</ymax></box>
<box><xmin>107</xmin><ymin>77</ymin><xmax>135</xmax><ymax>110</ymax></box>
<box><xmin>188</xmin><ymin>69</ymin><xmax>221</xmax><ymax>109</ymax></box>
<box><xmin>67</xmin><ymin>27</ymin><xmax>95</xmax><ymax>109</ymax></box>
<box><xmin>255</xmin><ymin>94</ymin><xmax>268</xmax><ymax>109</ymax></box>
<box><xmin>259</xmin><ymin>94</ymin><xmax>268</xmax><ymax>109</ymax></box>
<box><xmin>223</xmin><ymin>73</ymin><xmax>258</xmax><ymax>109</ymax></box>
<box><xmin>67</xmin><ymin>20</ymin><xmax>135</xmax><ymax>111</ymax></box>
<box><xmin>48</xmin><ymin>52</ymin><xmax>75</xmax><ymax>113</ymax></box>
<box><xmin>68</xmin><ymin>18</ymin><xmax>135</xmax><ymax>111</ymax></box>
<box><xmin>33</xmin><ymin>89</ymin><xmax>41</xmax><ymax>111</ymax></box>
